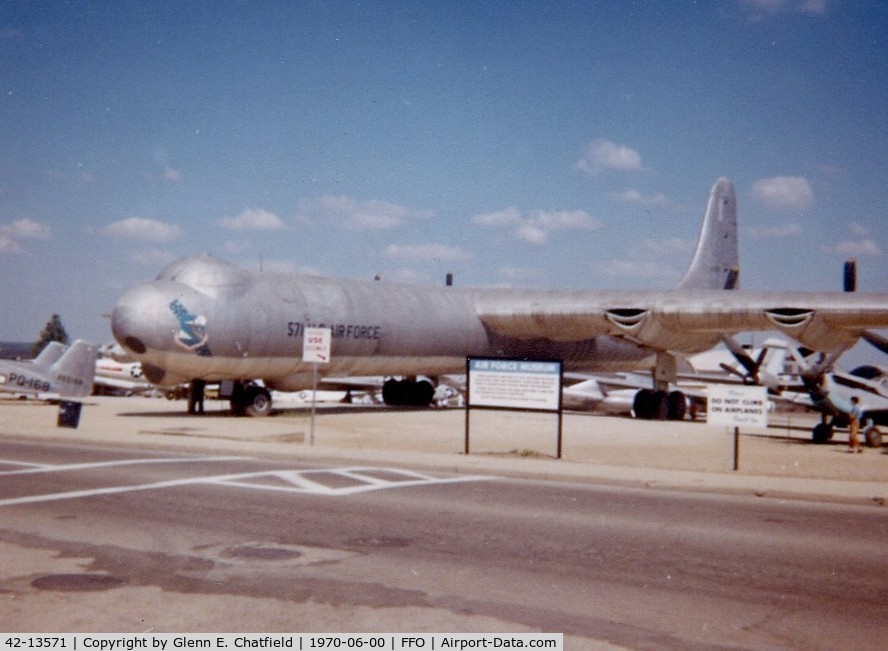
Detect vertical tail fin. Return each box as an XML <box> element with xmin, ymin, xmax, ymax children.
<box><xmin>49</xmin><ymin>340</ymin><xmax>98</xmax><ymax>398</ymax></box>
<box><xmin>677</xmin><ymin>177</ymin><xmax>739</xmax><ymax>290</ymax></box>
<box><xmin>30</xmin><ymin>341</ymin><xmax>68</xmax><ymax>371</ymax></box>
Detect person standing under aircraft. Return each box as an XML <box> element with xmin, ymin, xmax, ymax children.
<box><xmin>848</xmin><ymin>396</ymin><xmax>863</xmax><ymax>453</ymax></box>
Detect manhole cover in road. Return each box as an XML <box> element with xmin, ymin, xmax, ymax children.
<box><xmin>31</xmin><ymin>573</ymin><xmax>127</xmax><ymax>592</ymax></box>
<box><xmin>222</xmin><ymin>545</ymin><xmax>302</xmax><ymax>561</ymax></box>
<box><xmin>197</xmin><ymin>541</ymin><xmax>355</xmax><ymax>567</ymax></box>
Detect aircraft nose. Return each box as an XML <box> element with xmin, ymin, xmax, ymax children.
<box><xmin>111</xmin><ymin>281</ymin><xmax>185</xmax><ymax>357</ymax></box>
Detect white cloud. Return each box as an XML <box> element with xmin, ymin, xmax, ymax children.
<box><xmin>473</xmin><ymin>207</ymin><xmax>601</xmax><ymax>246</ymax></box>
<box><xmin>218</xmin><ymin>208</ymin><xmax>285</xmax><ymax>231</ymax></box>
<box><xmin>575</xmin><ymin>138</ymin><xmax>643</xmax><ymax>176</ymax></box>
<box><xmin>747</xmin><ymin>222</ymin><xmax>803</xmax><ymax>238</ymax></box>
<box><xmin>0</xmin><ymin>234</ymin><xmax>21</xmax><ymax>253</ymax></box>
<box><xmin>643</xmin><ymin>236</ymin><xmax>694</xmax><ymax>255</ymax></box>
<box><xmin>101</xmin><ymin>217</ymin><xmax>182</xmax><ymax>242</ymax></box>
<box><xmin>472</xmin><ymin>207</ymin><xmax>523</xmax><ymax>227</ymax></box>
<box><xmin>749</xmin><ymin>176</ymin><xmax>813</xmax><ymax>211</ymax></box>
<box><xmin>496</xmin><ymin>266</ymin><xmax>542</xmax><ymax>283</ymax></box>
<box><xmin>612</xmin><ymin>189</ymin><xmax>671</xmax><ymax>209</ymax></box>
<box><xmin>163</xmin><ymin>166</ymin><xmax>182</xmax><ymax>183</ymax></box>
<box><xmin>739</xmin><ymin>0</ymin><xmax>829</xmax><ymax>18</ymax></box>
<box><xmin>600</xmin><ymin>259</ymin><xmax>679</xmax><ymax>280</ymax></box>
<box><xmin>383</xmin><ymin>243</ymin><xmax>472</xmax><ymax>263</ymax></box>
<box><xmin>534</xmin><ymin>209</ymin><xmax>601</xmax><ymax>231</ymax></box>
<box><xmin>515</xmin><ymin>223</ymin><xmax>548</xmax><ymax>245</ymax></box>
<box><xmin>2</xmin><ymin>218</ymin><xmax>51</xmax><ymax>239</ymax></box>
<box><xmin>304</xmin><ymin>195</ymin><xmax>433</xmax><ymax>231</ymax></box>
<box><xmin>0</xmin><ymin>218</ymin><xmax>51</xmax><ymax>254</ymax></box>
<box><xmin>849</xmin><ymin>221</ymin><xmax>869</xmax><ymax>236</ymax></box>
<box><xmin>822</xmin><ymin>240</ymin><xmax>881</xmax><ymax>257</ymax></box>
<box><xmin>129</xmin><ymin>248</ymin><xmax>177</xmax><ymax>268</ymax></box>
<box><xmin>260</xmin><ymin>259</ymin><xmax>304</xmax><ymax>274</ymax></box>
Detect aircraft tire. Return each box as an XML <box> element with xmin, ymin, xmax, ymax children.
<box><xmin>244</xmin><ymin>386</ymin><xmax>273</xmax><ymax>417</ymax></box>
<box><xmin>409</xmin><ymin>380</ymin><xmax>435</xmax><ymax>406</ymax></box>
<box><xmin>863</xmin><ymin>425</ymin><xmax>882</xmax><ymax>448</ymax></box>
<box><xmin>667</xmin><ymin>391</ymin><xmax>686</xmax><ymax>420</ymax></box>
<box><xmin>651</xmin><ymin>391</ymin><xmax>669</xmax><ymax>420</ymax></box>
<box><xmin>632</xmin><ymin>389</ymin><xmax>654</xmax><ymax>419</ymax></box>
<box><xmin>812</xmin><ymin>422</ymin><xmax>833</xmax><ymax>444</ymax></box>
<box><xmin>382</xmin><ymin>379</ymin><xmax>408</xmax><ymax>405</ymax></box>
<box><xmin>382</xmin><ymin>379</ymin><xmax>435</xmax><ymax>407</ymax></box>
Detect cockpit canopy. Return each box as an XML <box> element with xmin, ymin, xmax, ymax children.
<box><xmin>156</xmin><ymin>254</ymin><xmax>251</xmax><ymax>298</ymax></box>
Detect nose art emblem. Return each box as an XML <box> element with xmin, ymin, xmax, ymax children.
<box><xmin>169</xmin><ymin>299</ymin><xmax>213</xmax><ymax>356</ymax></box>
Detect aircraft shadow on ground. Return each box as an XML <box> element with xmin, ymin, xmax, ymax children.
<box><xmin>117</xmin><ymin>404</ymin><xmax>430</xmax><ymax>419</ymax></box>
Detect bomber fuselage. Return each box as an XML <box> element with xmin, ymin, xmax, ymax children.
<box><xmin>111</xmin><ymin>255</ymin><xmax>652</xmax><ymax>389</ymax></box>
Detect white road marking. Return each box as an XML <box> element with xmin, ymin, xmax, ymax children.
<box><xmin>0</xmin><ymin>456</ymin><xmax>243</xmax><ymax>476</ymax></box>
<box><xmin>0</xmin><ymin>457</ymin><xmax>492</xmax><ymax>506</ymax></box>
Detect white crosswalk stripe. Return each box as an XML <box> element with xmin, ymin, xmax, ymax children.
<box><xmin>0</xmin><ymin>457</ymin><xmax>492</xmax><ymax>506</ymax></box>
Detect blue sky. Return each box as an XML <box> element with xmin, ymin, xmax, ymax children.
<box><xmin>1</xmin><ymin>1</ymin><xmax>886</xmax><ymax>358</ymax></box>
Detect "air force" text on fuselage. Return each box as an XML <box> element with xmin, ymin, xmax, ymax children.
<box><xmin>286</xmin><ymin>321</ymin><xmax>381</xmax><ymax>341</ymax></box>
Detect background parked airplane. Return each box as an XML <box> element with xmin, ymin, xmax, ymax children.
<box><xmin>0</xmin><ymin>340</ymin><xmax>98</xmax><ymax>399</ymax></box>
<box><xmin>784</xmin><ymin>342</ymin><xmax>887</xmax><ymax>447</ymax></box>
<box><xmin>93</xmin><ymin>357</ymin><xmax>155</xmax><ymax>396</ymax></box>
<box><xmin>786</xmin><ymin>258</ymin><xmax>888</xmax><ymax>446</ymax></box>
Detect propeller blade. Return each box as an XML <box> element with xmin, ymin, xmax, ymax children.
<box><xmin>719</xmin><ymin>362</ymin><xmax>748</xmax><ymax>382</ymax></box>
<box><xmin>862</xmin><ymin>330</ymin><xmax>888</xmax><ymax>355</ymax></box>
<box><xmin>721</xmin><ymin>336</ymin><xmax>759</xmax><ymax>381</ymax></box>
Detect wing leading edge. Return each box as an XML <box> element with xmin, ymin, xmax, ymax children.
<box><xmin>473</xmin><ymin>290</ymin><xmax>888</xmax><ymax>355</ymax></box>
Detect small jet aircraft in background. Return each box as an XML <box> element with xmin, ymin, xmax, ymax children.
<box><xmin>93</xmin><ymin>357</ymin><xmax>154</xmax><ymax>396</ymax></box>
<box><xmin>111</xmin><ymin>177</ymin><xmax>888</xmax><ymax>416</ymax></box>
<box><xmin>0</xmin><ymin>340</ymin><xmax>98</xmax><ymax>399</ymax></box>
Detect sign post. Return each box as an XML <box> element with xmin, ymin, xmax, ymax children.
<box><xmin>302</xmin><ymin>327</ymin><xmax>332</xmax><ymax>446</ymax></box>
<box><xmin>706</xmin><ymin>385</ymin><xmax>768</xmax><ymax>471</ymax></box>
<box><xmin>465</xmin><ymin>358</ymin><xmax>563</xmax><ymax>458</ymax></box>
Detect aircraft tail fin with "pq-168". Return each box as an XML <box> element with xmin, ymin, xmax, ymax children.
<box><xmin>0</xmin><ymin>340</ymin><xmax>98</xmax><ymax>399</ymax></box>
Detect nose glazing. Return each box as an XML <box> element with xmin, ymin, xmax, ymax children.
<box><xmin>111</xmin><ymin>282</ymin><xmax>183</xmax><ymax>357</ymax></box>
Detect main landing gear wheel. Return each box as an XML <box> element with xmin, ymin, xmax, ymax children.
<box><xmin>230</xmin><ymin>382</ymin><xmax>273</xmax><ymax>417</ymax></box>
<box><xmin>632</xmin><ymin>389</ymin><xmax>687</xmax><ymax>420</ymax></box>
<box><xmin>863</xmin><ymin>425</ymin><xmax>882</xmax><ymax>448</ymax></box>
<box><xmin>382</xmin><ymin>378</ymin><xmax>435</xmax><ymax>406</ymax></box>
<box><xmin>811</xmin><ymin>422</ymin><xmax>834</xmax><ymax>444</ymax></box>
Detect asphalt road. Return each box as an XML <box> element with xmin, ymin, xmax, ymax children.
<box><xmin>1</xmin><ymin>438</ymin><xmax>886</xmax><ymax>650</ymax></box>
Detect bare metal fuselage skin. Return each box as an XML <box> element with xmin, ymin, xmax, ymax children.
<box><xmin>111</xmin><ymin>256</ymin><xmax>651</xmax><ymax>389</ymax></box>
<box><xmin>111</xmin><ymin>255</ymin><xmax>888</xmax><ymax>392</ymax></box>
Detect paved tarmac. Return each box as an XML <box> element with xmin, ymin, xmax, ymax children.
<box><xmin>1</xmin><ymin>394</ymin><xmax>886</xmax><ymax>506</ymax></box>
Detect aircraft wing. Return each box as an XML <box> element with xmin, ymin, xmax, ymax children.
<box><xmin>318</xmin><ymin>376</ymin><xmax>386</xmax><ymax>391</ymax></box>
<box><xmin>474</xmin><ymin>290</ymin><xmax>888</xmax><ymax>354</ymax></box>
<box><xmin>92</xmin><ymin>375</ymin><xmax>152</xmax><ymax>393</ymax></box>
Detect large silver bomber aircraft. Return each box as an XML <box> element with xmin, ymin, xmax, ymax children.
<box><xmin>111</xmin><ymin>178</ymin><xmax>888</xmax><ymax>416</ymax></box>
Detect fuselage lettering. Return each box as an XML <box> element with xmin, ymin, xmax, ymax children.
<box><xmin>287</xmin><ymin>321</ymin><xmax>380</xmax><ymax>341</ymax></box>
<box><xmin>5</xmin><ymin>372</ymin><xmax>51</xmax><ymax>392</ymax></box>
